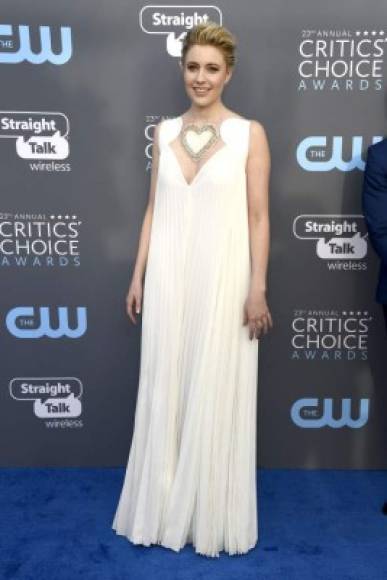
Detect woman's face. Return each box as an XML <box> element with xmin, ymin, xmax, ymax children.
<box><xmin>180</xmin><ymin>44</ymin><xmax>232</xmax><ymax>107</ymax></box>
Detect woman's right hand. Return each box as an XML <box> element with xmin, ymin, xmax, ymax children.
<box><xmin>126</xmin><ymin>277</ymin><xmax>143</xmax><ymax>324</ymax></box>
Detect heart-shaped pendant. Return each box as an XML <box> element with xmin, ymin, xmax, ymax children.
<box><xmin>180</xmin><ymin>123</ymin><xmax>219</xmax><ymax>160</ymax></box>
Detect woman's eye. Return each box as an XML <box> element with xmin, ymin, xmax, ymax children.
<box><xmin>187</xmin><ymin>65</ymin><xmax>219</xmax><ymax>72</ymax></box>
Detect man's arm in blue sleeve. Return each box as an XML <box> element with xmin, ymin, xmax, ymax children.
<box><xmin>362</xmin><ymin>144</ymin><xmax>387</xmax><ymax>266</ymax></box>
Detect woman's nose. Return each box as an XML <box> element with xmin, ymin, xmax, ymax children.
<box><xmin>196</xmin><ymin>68</ymin><xmax>206</xmax><ymax>82</ymax></box>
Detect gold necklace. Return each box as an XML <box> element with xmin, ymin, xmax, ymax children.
<box><xmin>180</xmin><ymin>118</ymin><xmax>220</xmax><ymax>161</ymax></box>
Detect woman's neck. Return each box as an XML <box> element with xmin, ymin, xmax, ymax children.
<box><xmin>185</xmin><ymin>103</ymin><xmax>229</xmax><ymax>123</ymax></box>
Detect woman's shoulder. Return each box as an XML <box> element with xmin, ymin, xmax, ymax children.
<box><xmin>157</xmin><ymin>116</ymin><xmax>182</xmax><ymax>136</ymax></box>
<box><xmin>226</xmin><ymin>111</ymin><xmax>266</xmax><ymax>133</ymax></box>
<box><xmin>245</xmin><ymin>118</ymin><xmax>270</xmax><ymax>159</ymax></box>
<box><xmin>229</xmin><ymin>117</ymin><xmax>268</xmax><ymax>157</ymax></box>
<box><xmin>153</xmin><ymin>117</ymin><xmax>176</xmax><ymax>151</ymax></box>
<box><xmin>242</xmin><ymin>117</ymin><xmax>268</xmax><ymax>145</ymax></box>
<box><xmin>155</xmin><ymin>115</ymin><xmax>180</xmax><ymax>135</ymax></box>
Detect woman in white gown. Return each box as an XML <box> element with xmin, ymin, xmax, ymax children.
<box><xmin>112</xmin><ymin>21</ymin><xmax>272</xmax><ymax>558</ymax></box>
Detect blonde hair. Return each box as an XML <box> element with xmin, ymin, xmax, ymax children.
<box><xmin>181</xmin><ymin>22</ymin><xmax>237</xmax><ymax>69</ymax></box>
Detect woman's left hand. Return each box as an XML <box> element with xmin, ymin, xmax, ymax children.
<box><xmin>243</xmin><ymin>289</ymin><xmax>273</xmax><ymax>340</ymax></box>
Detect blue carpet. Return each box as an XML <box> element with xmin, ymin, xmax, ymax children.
<box><xmin>0</xmin><ymin>468</ymin><xmax>386</xmax><ymax>580</ymax></box>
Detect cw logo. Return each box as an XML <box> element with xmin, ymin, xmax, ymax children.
<box><xmin>290</xmin><ymin>397</ymin><xmax>369</xmax><ymax>428</ymax></box>
<box><xmin>6</xmin><ymin>306</ymin><xmax>87</xmax><ymax>338</ymax></box>
<box><xmin>296</xmin><ymin>136</ymin><xmax>383</xmax><ymax>171</ymax></box>
<box><xmin>0</xmin><ymin>24</ymin><xmax>72</xmax><ymax>65</ymax></box>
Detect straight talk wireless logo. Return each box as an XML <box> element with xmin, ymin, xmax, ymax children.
<box><xmin>293</xmin><ymin>215</ymin><xmax>368</xmax><ymax>270</ymax></box>
<box><xmin>0</xmin><ymin>111</ymin><xmax>71</xmax><ymax>171</ymax></box>
<box><xmin>9</xmin><ymin>377</ymin><xmax>83</xmax><ymax>429</ymax></box>
<box><xmin>139</xmin><ymin>5</ymin><xmax>222</xmax><ymax>57</ymax></box>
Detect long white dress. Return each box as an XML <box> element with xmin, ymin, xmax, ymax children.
<box><xmin>112</xmin><ymin>115</ymin><xmax>259</xmax><ymax>558</ymax></box>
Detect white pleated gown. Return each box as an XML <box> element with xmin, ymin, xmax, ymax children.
<box><xmin>112</xmin><ymin>115</ymin><xmax>259</xmax><ymax>557</ymax></box>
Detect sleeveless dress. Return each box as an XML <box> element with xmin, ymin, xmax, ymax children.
<box><xmin>112</xmin><ymin>115</ymin><xmax>259</xmax><ymax>558</ymax></box>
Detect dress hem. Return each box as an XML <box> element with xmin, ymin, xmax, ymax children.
<box><xmin>112</xmin><ymin>526</ymin><xmax>258</xmax><ymax>558</ymax></box>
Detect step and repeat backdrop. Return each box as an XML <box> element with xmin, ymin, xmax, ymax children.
<box><xmin>1</xmin><ymin>0</ymin><xmax>387</xmax><ymax>468</ymax></box>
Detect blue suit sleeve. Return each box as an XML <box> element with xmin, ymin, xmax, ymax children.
<box><xmin>362</xmin><ymin>145</ymin><xmax>387</xmax><ymax>266</ymax></box>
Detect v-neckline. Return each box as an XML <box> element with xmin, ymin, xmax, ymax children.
<box><xmin>167</xmin><ymin>115</ymin><xmax>238</xmax><ymax>188</ymax></box>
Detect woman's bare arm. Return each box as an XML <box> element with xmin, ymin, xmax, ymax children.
<box><xmin>126</xmin><ymin>121</ymin><xmax>162</xmax><ymax>322</ymax></box>
<box><xmin>131</xmin><ymin>120</ymin><xmax>162</xmax><ymax>285</ymax></box>
<box><xmin>243</xmin><ymin>119</ymin><xmax>273</xmax><ymax>338</ymax></box>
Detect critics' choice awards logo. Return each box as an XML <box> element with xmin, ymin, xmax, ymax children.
<box><xmin>144</xmin><ymin>114</ymin><xmax>175</xmax><ymax>170</ymax></box>
<box><xmin>291</xmin><ymin>309</ymin><xmax>372</xmax><ymax>361</ymax></box>
<box><xmin>0</xmin><ymin>212</ymin><xmax>81</xmax><ymax>268</ymax></box>
<box><xmin>145</xmin><ymin>115</ymin><xmax>159</xmax><ymax>170</ymax></box>
<box><xmin>291</xmin><ymin>397</ymin><xmax>369</xmax><ymax>429</ymax></box>
<box><xmin>9</xmin><ymin>377</ymin><xmax>84</xmax><ymax>428</ymax></box>
<box><xmin>140</xmin><ymin>5</ymin><xmax>221</xmax><ymax>57</ymax></box>
<box><xmin>0</xmin><ymin>112</ymin><xmax>71</xmax><ymax>171</ymax></box>
<box><xmin>297</xmin><ymin>136</ymin><xmax>383</xmax><ymax>172</ymax></box>
<box><xmin>6</xmin><ymin>306</ymin><xmax>87</xmax><ymax>339</ymax></box>
<box><xmin>297</xmin><ymin>29</ymin><xmax>387</xmax><ymax>92</ymax></box>
<box><xmin>293</xmin><ymin>215</ymin><xmax>368</xmax><ymax>270</ymax></box>
<box><xmin>0</xmin><ymin>24</ymin><xmax>72</xmax><ymax>65</ymax></box>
